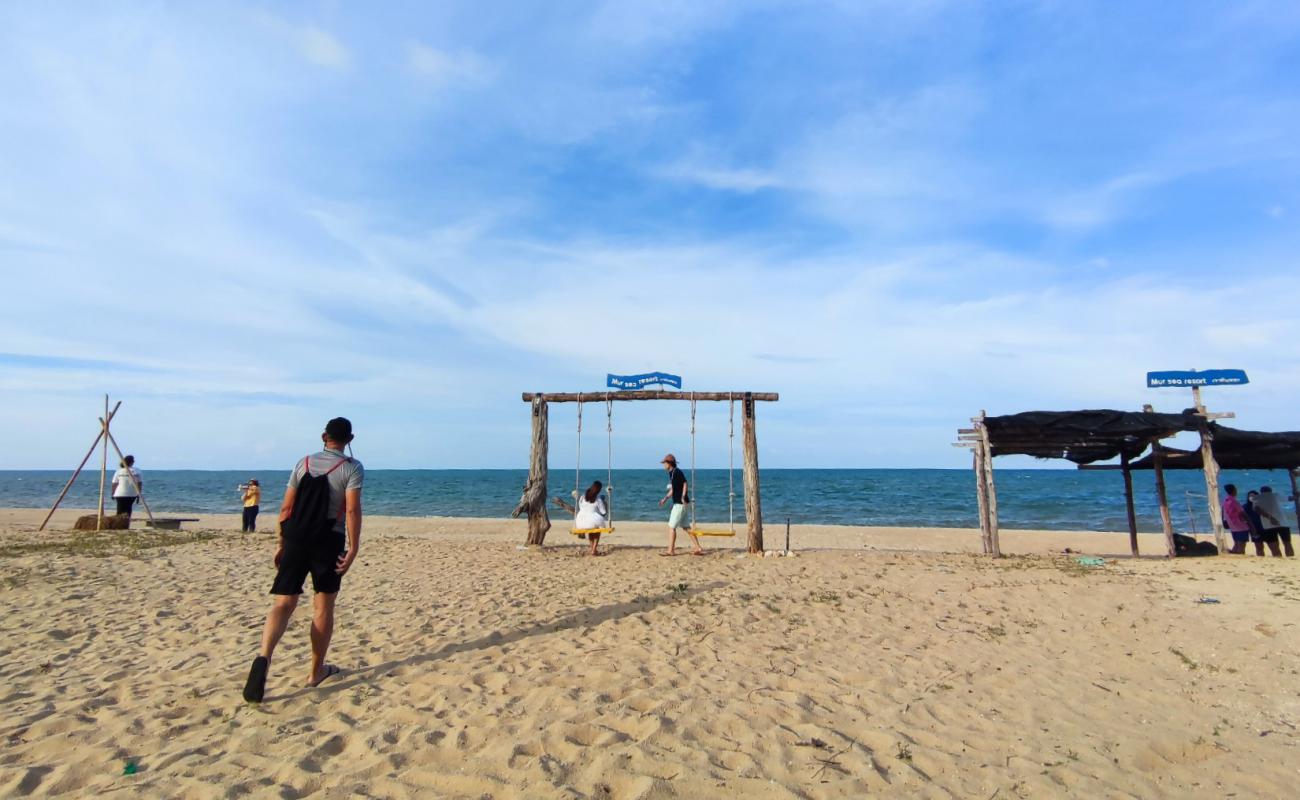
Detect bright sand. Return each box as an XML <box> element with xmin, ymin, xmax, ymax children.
<box><xmin>2</xmin><ymin>507</ymin><xmax>1299</xmax><ymax>798</ymax></box>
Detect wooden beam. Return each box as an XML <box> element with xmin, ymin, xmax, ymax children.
<box><xmin>1121</xmin><ymin>452</ymin><xmax>1138</xmax><ymax>557</ymax></box>
<box><xmin>97</xmin><ymin>394</ymin><xmax>109</xmax><ymax>531</ymax></box>
<box><xmin>741</xmin><ymin>392</ymin><xmax>764</xmax><ymax>553</ymax></box>
<box><xmin>523</xmin><ymin>391</ymin><xmax>778</xmax><ymax>403</ymax></box>
<box><xmin>512</xmin><ymin>397</ymin><xmax>551</xmax><ymax>545</ymax></box>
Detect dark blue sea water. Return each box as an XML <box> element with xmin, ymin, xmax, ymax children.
<box><xmin>3</xmin><ymin>468</ymin><xmax>1293</xmax><ymax>532</ymax></box>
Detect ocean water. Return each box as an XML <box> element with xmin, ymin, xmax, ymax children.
<box><xmin>2</xmin><ymin>467</ymin><xmax>1293</xmax><ymax>533</ymax></box>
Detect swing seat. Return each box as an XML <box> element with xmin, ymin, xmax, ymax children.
<box><xmin>691</xmin><ymin>528</ymin><xmax>736</xmax><ymax>537</ymax></box>
<box><xmin>571</xmin><ymin>527</ymin><xmax>615</xmax><ymax>536</ymax></box>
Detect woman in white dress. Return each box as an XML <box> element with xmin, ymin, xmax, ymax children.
<box><xmin>574</xmin><ymin>480</ymin><xmax>609</xmax><ymax>556</ymax></box>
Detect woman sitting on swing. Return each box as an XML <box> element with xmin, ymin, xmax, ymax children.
<box><xmin>574</xmin><ymin>480</ymin><xmax>609</xmax><ymax>556</ymax></box>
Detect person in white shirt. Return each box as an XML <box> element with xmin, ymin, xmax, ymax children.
<box><xmin>110</xmin><ymin>455</ymin><xmax>143</xmax><ymax>521</ymax></box>
<box><xmin>1255</xmin><ymin>486</ymin><xmax>1293</xmax><ymax>557</ymax></box>
<box><xmin>574</xmin><ymin>480</ymin><xmax>609</xmax><ymax>556</ymax></box>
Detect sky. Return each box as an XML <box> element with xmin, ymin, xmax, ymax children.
<box><xmin>2</xmin><ymin>1</ymin><xmax>1299</xmax><ymax>470</ymax></box>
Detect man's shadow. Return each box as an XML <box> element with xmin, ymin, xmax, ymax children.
<box><xmin>271</xmin><ymin>581</ymin><xmax>726</xmax><ymax>702</ymax></box>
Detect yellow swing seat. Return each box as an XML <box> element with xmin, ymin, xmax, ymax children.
<box><xmin>690</xmin><ymin>528</ymin><xmax>736</xmax><ymax>537</ymax></box>
<box><xmin>571</xmin><ymin>527</ymin><xmax>615</xmax><ymax>536</ymax></box>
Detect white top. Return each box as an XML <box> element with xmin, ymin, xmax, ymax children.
<box><xmin>1254</xmin><ymin>492</ymin><xmax>1287</xmax><ymax>526</ymax></box>
<box><xmin>574</xmin><ymin>495</ymin><xmax>608</xmax><ymax>530</ymax></box>
<box><xmin>112</xmin><ymin>467</ymin><xmax>141</xmax><ymax>498</ymax></box>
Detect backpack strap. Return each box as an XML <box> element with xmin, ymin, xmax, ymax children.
<box><xmin>322</xmin><ymin>457</ymin><xmax>352</xmax><ymax>521</ymax></box>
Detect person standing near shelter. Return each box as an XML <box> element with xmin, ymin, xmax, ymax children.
<box><xmin>658</xmin><ymin>454</ymin><xmax>703</xmax><ymax>556</ymax></box>
<box><xmin>1222</xmin><ymin>484</ymin><xmax>1251</xmax><ymax>555</ymax></box>
<box><xmin>240</xmin><ymin>479</ymin><xmax>261</xmax><ymax>532</ymax></box>
<box><xmin>243</xmin><ymin>418</ymin><xmax>364</xmax><ymax>703</ymax></box>
<box><xmin>1255</xmin><ymin>486</ymin><xmax>1294</xmax><ymax>557</ymax></box>
<box><xmin>110</xmin><ymin>455</ymin><xmax>142</xmax><ymax>522</ymax></box>
<box><xmin>1244</xmin><ymin>491</ymin><xmax>1281</xmax><ymax>557</ymax></box>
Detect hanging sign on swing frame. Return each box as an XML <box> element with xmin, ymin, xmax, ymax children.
<box><xmin>607</xmin><ymin>372</ymin><xmax>682</xmax><ymax>391</ymax></box>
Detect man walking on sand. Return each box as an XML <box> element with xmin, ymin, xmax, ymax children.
<box><xmin>658</xmin><ymin>453</ymin><xmax>703</xmax><ymax>556</ymax></box>
<box><xmin>243</xmin><ymin>418</ymin><xmax>364</xmax><ymax>703</ymax></box>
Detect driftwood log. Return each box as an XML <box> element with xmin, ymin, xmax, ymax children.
<box><xmin>74</xmin><ymin>513</ymin><xmax>129</xmax><ymax>531</ymax></box>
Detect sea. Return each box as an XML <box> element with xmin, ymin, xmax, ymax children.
<box><xmin>2</xmin><ymin>467</ymin><xmax>1291</xmax><ymax>533</ymax></box>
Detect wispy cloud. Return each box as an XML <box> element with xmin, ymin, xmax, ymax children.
<box><xmin>297</xmin><ymin>26</ymin><xmax>350</xmax><ymax>68</ymax></box>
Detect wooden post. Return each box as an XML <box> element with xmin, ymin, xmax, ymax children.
<box><xmin>1121</xmin><ymin>452</ymin><xmax>1139</xmax><ymax>557</ymax></box>
<box><xmin>972</xmin><ymin>445</ymin><xmax>991</xmax><ymax>554</ymax></box>
<box><xmin>976</xmin><ymin>413</ymin><xmax>1001</xmax><ymax>557</ymax></box>
<box><xmin>1289</xmin><ymin>468</ymin><xmax>1300</xmax><ymax>540</ymax></box>
<box><xmin>1192</xmin><ymin>387</ymin><xmax>1227</xmax><ymax>553</ymax></box>
<box><xmin>97</xmin><ymin>394</ymin><xmax>109</xmax><ymax>531</ymax></box>
<box><xmin>512</xmin><ymin>396</ymin><xmax>551</xmax><ymax>546</ymax></box>
<box><xmin>742</xmin><ymin>392</ymin><xmax>764</xmax><ymax>553</ymax></box>
<box><xmin>1152</xmin><ymin>443</ymin><xmax>1176</xmax><ymax>558</ymax></box>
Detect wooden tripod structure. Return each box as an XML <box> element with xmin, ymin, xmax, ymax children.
<box><xmin>39</xmin><ymin>395</ymin><xmax>155</xmax><ymax>531</ymax></box>
<box><xmin>512</xmin><ymin>391</ymin><xmax>779</xmax><ymax>553</ymax></box>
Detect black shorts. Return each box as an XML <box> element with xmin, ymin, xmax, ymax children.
<box><xmin>115</xmin><ymin>496</ymin><xmax>137</xmax><ymax>515</ymax></box>
<box><xmin>271</xmin><ymin>533</ymin><xmax>346</xmax><ymax>595</ymax></box>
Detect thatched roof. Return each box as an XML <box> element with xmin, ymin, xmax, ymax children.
<box><xmin>982</xmin><ymin>409</ymin><xmax>1201</xmax><ymax>465</ymax></box>
<box><xmin>1124</xmin><ymin>425</ymin><xmax>1300</xmax><ymax>471</ymax></box>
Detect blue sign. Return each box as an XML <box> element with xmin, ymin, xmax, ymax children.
<box><xmin>1147</xmin><ymin>369</ymin><xmax>1249</xmax><ymax>388</ymax></box>
<box><xmin>607</xmin><ymin>372</ymin><xmax>682</xmax><ymax>390</ymax></box>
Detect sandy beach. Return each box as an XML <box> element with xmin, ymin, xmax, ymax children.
<box><xmin>2</xmin><ymin>507</ymin><xmax>1299</xmax><ymax>798</ymax></box>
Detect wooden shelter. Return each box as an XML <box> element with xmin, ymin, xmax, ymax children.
<box><xmin>512</xmin><ymin>391</ymin><xmax>778</xmax><ymax>553</ymax></box>
<box><xmin>1110</xmin><ymin>425</ymin><xmax>1300</xmax><ymax>546</ymax></box>
<box><xmin>955</xmin><ymin>409</ymin><xmax>1204</xmax><ymax>557</ymax></box>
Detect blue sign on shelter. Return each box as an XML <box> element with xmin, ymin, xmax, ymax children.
<box><xmin>1147</xmin><ymin>369</ymin><xmax>1249</xmax><ymax>388</ymax></box>
<box><xmin>607</xmin><ymin>372</ymin><xmax>682</xmax><ymax>390</ymax></box>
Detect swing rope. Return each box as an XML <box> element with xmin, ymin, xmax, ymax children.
<box><xmin>729</xmin><ymin>392</ymin><xmax>735</xmax><ymax>535</ymax></box>
<box><xmin>688</xmin><ymin>391</ymin><xmax>736</xmax><ymax>537</ymax></box>
<box><xmin>689</xmin><ymin>393</ymin><xmax>697</xmax><ymax>531</ymax></box>
<box><xmin>574</xmin><ymin>392</ymin><xmax>582</xmax><ymax>529</ymax></box>
<box><xmin>606</xmin><ymin>394</ymin><xmax>614</xmax><ymax>529</ymax></box>
<box><xmin>571</xmin><ymin>391</ymin><xmax>615</xmax><ymax>536</ymax></box>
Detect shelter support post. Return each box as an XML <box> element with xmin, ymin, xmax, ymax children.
<box><xmin>1121</xmin><ymin>453</ymin><xmax>1138</xmax><ymax>557</ymax></box>
<box><xmin>1152</xmin><ymin>444</ymin><xmax>1176</xmax><ymax>558</ymax></box>
<box><xmin>741</xmin><ymin>392</ymin><xmax>764</xmax><ymax>553</ymax></box>
<box><xmin>976</xmin><ymin>413</ymin><xmax>1001</xmax><ymax>557</ymax></box>
<box><xmin>513</xmin><ymin>397</ymin><xmax>551</xmax><ymax>546</ymax></box>
<box><xmin>1192</xmin><ymin>387</ymin><xmax>1228</xmax><ymax>552</ymax></box>
<box><xmin>972</xmin><ymin>445</ymin><xmax>991</xmax><ymax>554</ymax></box>
<box><xmin>1290</xmin><ymin>469</ymin><xmax>1300</xmax><ymax>535</ymax></box>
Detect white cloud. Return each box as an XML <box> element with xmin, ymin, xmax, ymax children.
<box><xmin>657</xmin><ymin>161</ymin><xmax>784</xmax><ymax>193</ymax></box>
<box><xmin>406</xmin><ymin>43</ymin><xmax>491</xmax><ymax>86</ymax></box>
<box><xmin>297</xmin><ymin>26</ymin><xmax>350</xmax><ymax>68</ymax></box>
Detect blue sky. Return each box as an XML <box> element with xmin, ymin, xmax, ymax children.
<box><xmin>3</xmin><ymin>1</ymin><xmax>1299</xmax><ymax>470</ymax></box>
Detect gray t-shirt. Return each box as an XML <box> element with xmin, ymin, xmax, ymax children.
<box><xmin>288</xmin><ymin>448</ymin><xmax>364</xmax><ymax>533</ymax></box>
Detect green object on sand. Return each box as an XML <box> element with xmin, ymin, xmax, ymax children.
<box><xmin>1074</xmin><ymin>556</ymin><xmax>1106</xmax><ymax>568</ymax></box>
<box><xmin>123</xmin><ymin>761</ymin><xmax>138</xmax><ymax>776</ymax></box>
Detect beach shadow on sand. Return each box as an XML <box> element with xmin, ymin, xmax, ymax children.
<box><xmin>271</xmin><ymin>580</ymin><xmax>727</xmax><ymax>703</ymax></box>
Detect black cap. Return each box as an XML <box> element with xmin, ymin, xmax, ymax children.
<box><xmin>325</xmin><ymin>417</ymin><xmax>354</xmax><ymax>444</ymax></box>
